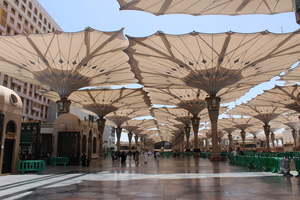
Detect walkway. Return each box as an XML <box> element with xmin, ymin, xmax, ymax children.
<box><xmin>0</xmin><ymin>156</ymin><xmax>299</xmax><ymax>200</ymax></box>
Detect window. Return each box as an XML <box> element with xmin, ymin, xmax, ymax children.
<box><xmin>9</xmin><ymin>17</ymin><xmax>14</xmax><ymax>24</ymax></box>
<box><xmin>43</xmin><ymin>26</ymin><xmax>46</xmax><ymax>32</ymax></box>
<box><xmin>30</xmin><ymin>25</ymin><xmax>33</xmax><ymax>31</ymax></box>
<box><xmin>27</xmin><ymin>11</ymin><xmax>31</xmax><ymax>18</ymax></box>
<box><xmin>39</xmin><ymin>13</ymin><xmax>42</xmax><ymax>20</ymax></box>
<box><xmin>22</xmin><ymin>0</ymin><xmax>27</xmax><ymax>3</ymax></box>
<box><xmin>48</xmin><ymin>23</ymin><xmax>51</xmax><ymax>29</ymax></box>
<box><xmin>18</xmin><ymin>14</ymin><xmax>22</xmax><ymax>21</ymax></box>
<box><xmin>24</xmin><ymin>20</ymin><xmax>28</xmax><ymax>26</ymax></box>
<box><xmin>3</xmin><ymin>1</ymin><xmax>8</xmax><ymax>8</ymax></box>
<box><xmin>38</xmin><ymin>21</ymin><xmax>41</xmax><ymax>28</ymax></box>
<box><xmin>28</xmin><ymin>2</ymin><xmax>32</xmax><ymax>10</ymax></box>
<box><xmin>11</xmin><ymin>8</ymin><xmax>16</xmax><ymax>15</ymax></box>
<box><xmin>14</xmin><ymin>0</ymin><xmax>20</xmax><ymax>6</ymax></box>
<box><xmin>43</xmin><ymin>18</ymin><xmax>47</xmax><ymax>25</ymax></box>
<box><xmin>21</xmin><ymin>5</ymin><xmax>26</xmax><ymax>12</ymax></box>
<box><xmin>6</xmin><ymin>26</ymin><xmax>11</xmax><ymax>35</ymax></box>
<box><xmin>33</xmin><ymin>16</ymin><xmax>36</xmax><ymax>23</ymax></box>
<box><xmin>17</xmin><ymin>23</ymin><xmax>21</xmax><ymax>30</ymax></box>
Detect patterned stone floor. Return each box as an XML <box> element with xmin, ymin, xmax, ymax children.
<box><xmin>0</xmin><ymin>155</ymin><xmax>299</xmax><ymax>200</ymax></box>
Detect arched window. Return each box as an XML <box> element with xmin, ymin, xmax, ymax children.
<box><xmin>28</xmin><ymin>2</ymin><xmax>32</xmax><ymax>9</ymax></box>
<box><xmin>6</xmin><ymin>121</ymin><xmax>16</xmax><ymax>134</ymax></box>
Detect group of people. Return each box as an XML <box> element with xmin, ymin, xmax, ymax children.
<box><xmin>81</xmin><ymin>152</ymin><xmax>90</xmax><ymax>167</ymax></box>
<box><xmin>111</xmin><ymin>151</ymin><xmax>131</xmax><ymax>163</ymax></box>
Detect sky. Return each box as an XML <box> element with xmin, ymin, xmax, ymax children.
<box><xmin>38</xmin><ymin>0</ymin><xmax>300</xmax><ymax>142</ymax></box>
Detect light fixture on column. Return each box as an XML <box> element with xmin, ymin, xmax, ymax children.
<box><xmin>56</xmin><ymin>97</ymin><xmax>71</xmax><ymax>115</ymax></box>
<box><xmin>206</xmin><ymin>95</ymin><xmax>221</xmax><ymax>110</ymax></box>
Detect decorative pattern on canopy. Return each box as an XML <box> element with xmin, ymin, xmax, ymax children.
<box><xmin>127</xmin><ymin>30</ymin><xmax>300</xmax><ymax>97</ymax></box>
<box><xmin>117</xmin><ymin>0</ymin><xmax>294</xmax><ymax>16</ymax></box>
<box><xmin>279</xmin><ymin>63</ymin><xmax>300</xmax><ymax>83</ymax></box>
<box><xmin>0</xmin><ymin>27</ymin><xmax>136</xmax><ymax>98</ymax></box>
<box><xmin>247</xmin><ymin>85</ymin><xmax>300</xmax><ymax>113</ymax></box>
<box><xmin>227</xmin><ymin>105</ymin><xmax>293</xmax><ymax>124</ymax></box>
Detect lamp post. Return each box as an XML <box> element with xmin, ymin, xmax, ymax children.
<box><xmin>116</xmin><ymin>127</ymin><xmax>122</xmax><ymax>152</ymax></box>
<box><xmin>263</xmin><ymin>124</ymin><xmax>271</xmax><ymax>152</ymax></box>
<box><xmin>205</xmin><ymin>94</ymin><xmax>222</xmax><ymax>161</ymax></box>
<box><xmin>97</xmin><ymin>117</ymin><xmax>106</xmax><ymax>158</ymax></box>
<box><xmin>184</xmin><ymin>126</ymin><xmax>191</xmax><ymax>152</ymax></box>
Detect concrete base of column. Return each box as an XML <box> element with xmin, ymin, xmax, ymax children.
<box><xmin>210</xmin><ymin>153</ymin><xmax>222</xmax><ymax>161</ymax></box>
<box><xmin>193</xmin><ymin>149</ymin><xmax>201</xmax><ymax>157</ymax></box>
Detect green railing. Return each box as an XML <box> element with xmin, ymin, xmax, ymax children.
<box><xmin>17</xmin><ymin>160</ymin><xmax>46</xmax><ymax>175</ymax></box>
<box><xmin>50</xmin><ymin>157</ymin><xmax>69</xmax><ymax>166</ymax></box>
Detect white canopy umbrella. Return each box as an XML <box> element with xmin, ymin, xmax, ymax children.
<box><xmin>117</xmin><ymin>0</ymin><xmax>294</xmax><ymax>16</ymax></box>
<box><xmin>0</xmin><ymin>27</ymin><xmax>136</xmax><ymax>114</ymax></box>
<box><xmin>126</xmin><ymin>29</ymin><xmax>300</xmax><ymax>160</ymax></box>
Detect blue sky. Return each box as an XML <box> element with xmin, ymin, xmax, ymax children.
<box><xmin>38</xmin><ymin>0</ymin><xmax>299</xmax><ymax>141</ymax></box>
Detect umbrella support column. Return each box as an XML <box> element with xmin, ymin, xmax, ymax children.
<box><xmin>116</xmin><ymin>127</ymin><xmax>122</xmax><ymax>152</ymax></box>
<box><xmin>206</xmin><ymin>95</ymin><xmax>222</xmax><ymax>161</ymax></box>
<box><xmin>184</xmin><ymin>126</ymin><xmax>191</xmax><ymax>152</ymax></box>
<box><xmin>191</xmin><ymin>117</ymin><xmax>200</xmax><ymax>157</ymax></box>
<box><xmin>97</xmin><ymin>118</ymin><xmax>106</xmax><ymax>159</ymax></box>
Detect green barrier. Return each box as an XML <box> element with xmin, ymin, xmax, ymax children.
<box><xmin>18</xmin><ymin>160</ymin><xmax>46</xmax><ymax>175</ymax></box>
<box><xmin>50</xmin><ymin>157</ymin><xmax>69</xmax><ymax>166</ymax></box>
<box><xmin>293</xmin><ymin>158</ymin><xmax>300</xmax><ymax>177</ymax></box>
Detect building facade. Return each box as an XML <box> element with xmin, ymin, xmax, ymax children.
<box><xmin>0</xmin><ymin>0</ymin><xmax>62</xmax><ymax>122</ymax></box>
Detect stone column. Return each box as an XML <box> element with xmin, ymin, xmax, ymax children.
<box><xmin>263</xmin><ymin>124</ymin><xmax>271</xmax><ymax>152</ymax></box>
<box><xmin>116</xmin><ymin>127</ymin><xmax>122</xmax><ymax>152</ymax></box>
<box><xmin>292</xmin><ymin>129</ymin><xmax>297</xmax><ymax>149</ymax></box>
<box><xmin>241</xmin><ymin>130</ymin><xmax>246</xmax><ymax>151</ymax></box>
<box><xmin>206</xmin><ymin>95</ymin><xmax>222</xmax><ymax>161</ymax></box>
<box><xmin>184</xmin><ymin>126</ymin><xmax>191</xmax><ymax>152</ymax></box>
<box><xmin>191</xmin><ymin>117</ymin><xmax>200</xmax><ymax>156</ymax></box>
<box><xmin>228</xmin><ymin>134</ymin><xmax>233</xmax><ymax>151</ymax></box>
<box><xmin>97</xmin><ymin>117</ymin><xmax>106</xmax><ymax>158</ymax></box>
<box><xmin>134</xmin><ymin>135</ymin><xmax>139</xmax><ymax>152</ymax></box>
<box><xmin>270</xmin><ymin>133</ymin><xmax>275</xmax><ymax>148</ymax></box>
<box><xmin>128</xmin><ymin>132</ymin><xmax>133</xmax><ymax>152</ymax></box>
<box><xmin>181</xmin><ymin>132</ymin><xmax>185</xmax><ymax>152</ymax></box>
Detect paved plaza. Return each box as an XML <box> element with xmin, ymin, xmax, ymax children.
<box><xmin>0</xmin><ymin>156</ymin><xmax>299</xmax><ymax>200</ymax></box>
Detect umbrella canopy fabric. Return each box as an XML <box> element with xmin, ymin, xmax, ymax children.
<box><xmin>0</xmin><ymin>27</ymin><xmax>136</xmax><ymax>98</ymax></box>
<box><xmin>151</xmin><ymin>107</ymin><xmax>194</xmax><ymax>126</ymax></box>
<box><xmin>247</xmin><ymin>85</ymin><xmax>300</xmax><ymax>113</ymax></box>
<box><xmin>126</xmin><ymin>30</ymin><xmax>300</xmax><ymax>98</ymax></box>
<box><xmin>47</xmin><ymin>88</ymin><xmax>152</xmax><ymax>118</ymax></box>
<box><xmin>122</xmin><ymin>119</ymin><xmax>157</xmax><ymax>133</ymax></box>
<box><xmin>279</xmin><ymin>63</ymin><xmax>300</xmax><ymax>83</ymax></box>
<box><xmin>117</xmin><ymin>0</ymin><xmax>294</xmax><ymax>16</ymax></box>
<box><xmin>227</xmin><ymin>104</ymin><xmax>292</xmax><ymax>124</ymax></box>
<box><xmin>106</xmin><ymin>108</ymin><xmax>151</xmax><ymax>127</ymax></box>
